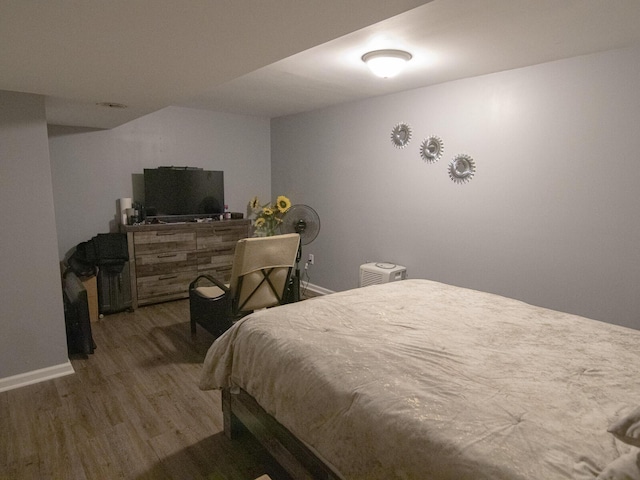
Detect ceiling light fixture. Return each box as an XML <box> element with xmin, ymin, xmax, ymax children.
<box><xmin>362</xmin><ymin>49</ymin><xmax>412</xmax><ymax>78</ymax></box>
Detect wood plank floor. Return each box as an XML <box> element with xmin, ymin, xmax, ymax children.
<box><xmin>0</xmin><ymin>300</ymin><xmax>291</xmax><ymax>480</ymax></box>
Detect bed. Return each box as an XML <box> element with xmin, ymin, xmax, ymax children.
<box><xmin>199</xmin><ymin>279</ymin><xmax>640</xmax><ymax>480</ymax></box>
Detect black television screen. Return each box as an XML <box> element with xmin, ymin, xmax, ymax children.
<box><xmin>144</xmin><ymin>168</ymin><xmax>224</xmax><ymax>217</ymax></box>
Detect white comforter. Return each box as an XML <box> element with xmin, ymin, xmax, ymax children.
<box><xmin>200</xmin><ymin>279</ymin><xmax>640</xmax><ymax>480</ymax></box>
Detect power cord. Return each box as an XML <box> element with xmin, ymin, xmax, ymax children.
<box><xmin>301</xmin><ymin>262</ymin><xmax>311</xmax><ymax>298</ymax></box>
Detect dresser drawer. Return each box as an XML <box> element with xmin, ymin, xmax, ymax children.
<box><xmin>197</xmin><ymin>225</ymin><xmax>248</xmax><ymax>249</ymax></box>
<box><xmin>135</xmin><ymin>251</ymin><xmax>198</xmax><ymax>277</ymax></box>
<box><xmin>136</xmin><ymin>269</ymin><xmax>197</xmax><ymax>303</ymax></box>
<box><xmin>197</xmin><ymin>244</ymin><xmax>235</xmax><ymax>270</ymax></box>
<box><xmin>133</xmin><ymin>230</ymin><xmax>196</xmax><ymax>255</ymax></box>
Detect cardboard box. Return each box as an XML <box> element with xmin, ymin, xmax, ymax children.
<box><xmin>80</xmin><ymin>275</ymin><xmax>99</xmax><ymax>322</ymax></box>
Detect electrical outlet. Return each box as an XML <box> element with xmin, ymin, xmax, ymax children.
<box><xmin>308</xmin><ymin>253</ymin><xmax>315</xmax><ymax>265</ymax></box>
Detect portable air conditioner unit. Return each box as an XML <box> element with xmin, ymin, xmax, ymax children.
<box><xmin>359</xmin><ymin>262</ymin><xmax>407</xmax><ymax>287</ymax></box>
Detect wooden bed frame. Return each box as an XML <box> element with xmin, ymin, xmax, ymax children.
<box><xmin>222</xmin><ymin>387</ymin><xmax>342</xmax><ymax>480</ymax></box>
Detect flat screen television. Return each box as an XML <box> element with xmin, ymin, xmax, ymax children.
<box><xmin>143</xmin><ymin>168</ymin><xmax>224</xmax><ymax>219</ymax></box>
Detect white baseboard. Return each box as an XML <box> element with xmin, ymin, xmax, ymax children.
<box><xmin>302</xmin><ymin>282</ymin><xmax>335</xmax><ymax>297</ymax></box>
<box><xmin>0</xmin><ymin>361</ymin><xmax>75</xmax><ymax>393</ymax></box>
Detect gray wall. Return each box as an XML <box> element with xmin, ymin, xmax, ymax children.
<box><xmin>272</xmin><ymin>45</ymin><xmax>640</xmax><ymax>330</ymax></box>
<box><xmin>0</xmin><ymin>91</ymin><xmax>69</xmax><ymax>378</ymax></box>
<box><xmin>49</xmin><ymin>106</ymin><xmax>271</xmax><ymax>259</ymax></box>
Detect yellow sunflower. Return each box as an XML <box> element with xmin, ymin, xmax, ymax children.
<box><xmin>276</xmin><ymin>195</ymin><xmax>291</xmax><ymax>213</ymax></box>
<box><xmin>254</xmin><ymin>217</ymin><xmax>265</xmax><ymax>228</ymax></box>
<box><xmin>262</xmin><ymin>207</ymin><xmax>274</xmax><ymax>216</ymax></box>
<box><xmin>249</xmin><ymin>196</ymin><xmax>260</xmax><ymax>210</ymax></box>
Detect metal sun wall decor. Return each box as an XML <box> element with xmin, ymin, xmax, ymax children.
<box><xmin>390</xmin><ymin>122</ymin><xmax>477</xmax><ymax>185</ymax></box>
<box><xmin>391</xmin><ymin>122</ymin><xmax>412</xmax><ymax>148</ymax></box>
<box><xmin>420</xmin><ymin>135</ymin><xmax>444</xmax><ymax>163</ymax></box>
<box><xmin>448</xmin><ymin>154</ymin><xmax>476</xmax><ymax>184</ymax></box>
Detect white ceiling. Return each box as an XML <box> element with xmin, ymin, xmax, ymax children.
<box><xmin>2</xmin><ymin>0</ymin><xmax>640</xmax><ymax>129</ymax></box>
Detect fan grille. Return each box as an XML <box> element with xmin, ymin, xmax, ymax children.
<box><xmin>281</xmin><ymin>204</ymin><xmax>320</xmax><ymax>245</ymax></box>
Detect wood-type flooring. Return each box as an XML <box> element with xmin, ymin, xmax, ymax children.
<box><xmin>0</xmin><ymin>299</ymin><xmax>290</xmax><ymax>480</ymax></box>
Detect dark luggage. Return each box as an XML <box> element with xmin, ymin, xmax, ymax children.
<box><xmin>63</xmin><ymin>271</ymin><xmax>95</xmax><ymax>356</ymax></box>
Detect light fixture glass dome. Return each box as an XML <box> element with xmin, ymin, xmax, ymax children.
<box><xmin>362</xmin><ymin>49</ymin><xmax>412</xmax><ymax>78</ymax></box>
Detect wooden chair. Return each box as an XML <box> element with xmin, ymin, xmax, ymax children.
<box><xmin>189</xmin><ymin>233</ymin><xmax>300</xmax><ymax>338</ymax></box>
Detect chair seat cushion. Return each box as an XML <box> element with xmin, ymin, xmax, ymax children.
<box><xmin>194</xmin><ymin>285</ymin><xmax>226</xmax><ymax>300</ymax></box>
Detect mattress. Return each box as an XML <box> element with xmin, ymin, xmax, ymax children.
<box><xmin>200</xmin><ymin>279</ymin><xmax>640</xmax><ymax>479</ymax></box>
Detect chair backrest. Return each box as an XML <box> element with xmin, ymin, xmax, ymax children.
<box><xmin>229</xmin><ymin>233</ymin><xmax>300</xmax><ymax>314</ymax></box>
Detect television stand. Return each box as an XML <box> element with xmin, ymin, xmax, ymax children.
<box><xmin>122</xmin><ymin>219</ymin><xmax>250</xmax><ymax>308</ymax></box>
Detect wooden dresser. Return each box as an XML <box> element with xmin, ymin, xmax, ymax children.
<box><xmin>123</xmin><ymin>220</ymin><xmax>250</xmax><ymax>308</ymax></box>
